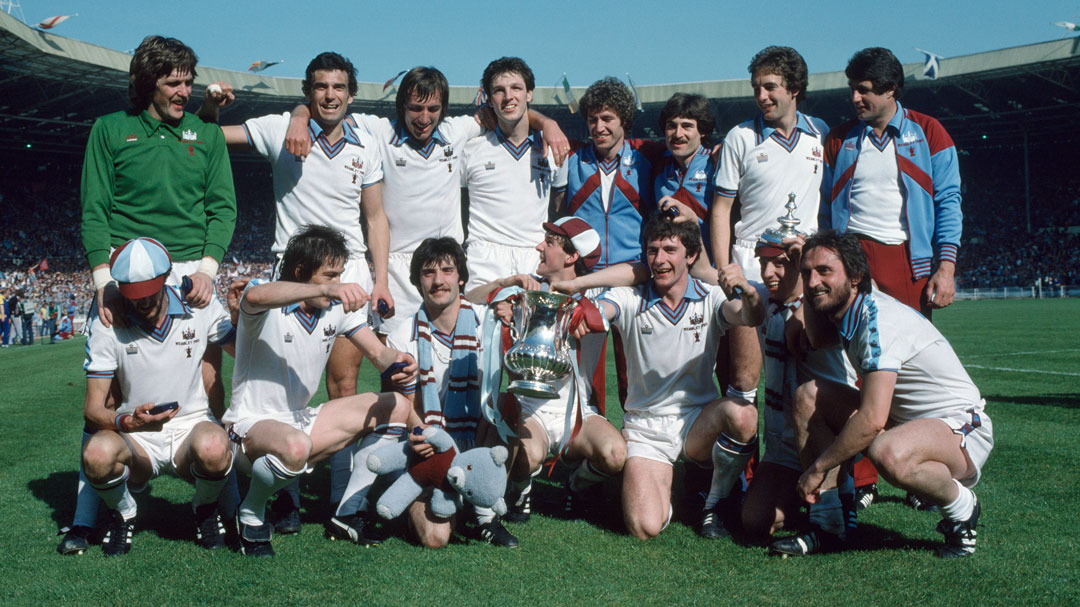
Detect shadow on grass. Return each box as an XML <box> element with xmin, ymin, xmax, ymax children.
<box><xmin>986</xmin><ymin>393</ymin><xmax>1079</xmax><ymax>409</ymax></box>
<box><xmin>28</xmin><ymin>472</ymin><xmax>192</xmax><ymax>542</ymax></box>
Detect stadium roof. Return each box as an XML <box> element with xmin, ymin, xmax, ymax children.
<box><xmin>3</xmin><ymin>9</ymin><xmax>1080</xmax><ymax>155</ymax></box>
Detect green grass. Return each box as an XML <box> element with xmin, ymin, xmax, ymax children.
<box><xmin>1</xmin><ymin>299</ymin><xmax>1078</xmax><ymax>606</ymax></box>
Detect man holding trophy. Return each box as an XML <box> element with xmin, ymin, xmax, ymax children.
<box><xmin>466</xmin><ymin>217</ymin><xmax>626</xmax><ymax>524</ymax></box>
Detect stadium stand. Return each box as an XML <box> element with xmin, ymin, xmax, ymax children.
<box><xmin>2</xmin><ymin>9</ymin><xmax>1079</xmax><ymax>311</ymax></box>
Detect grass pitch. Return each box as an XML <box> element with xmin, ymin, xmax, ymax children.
<box><xmin>1</xmin><ymin>299</ymin><xmax>1078</xmax><ymax>606</ymax></box>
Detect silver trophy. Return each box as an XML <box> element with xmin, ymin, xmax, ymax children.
<box><xmin>759</xmin><ymin>192</ymin><xmax>806</xmax><ymax>248</ymax></box>
<box><xmin>503</xmin><ymin>290</ymin><xmax>578</xmax><ymax>399</ymax></box>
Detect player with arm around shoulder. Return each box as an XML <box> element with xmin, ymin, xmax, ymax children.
<box><xmin>793</xmin><ymin>230</ymin><xmax>992</xmax><ymax>558</ymax></box>
<box><xmin>585</xmin><ymin>217</ymin><xmax>765</xmax><ymax>540</ymax></box>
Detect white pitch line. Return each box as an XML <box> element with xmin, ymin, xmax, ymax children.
<box><xmin>965</xmin><ymin>364</ymin><xmax>1080</xmax><ymax>377</ymax></box>
<box><xmin>964</xmin><ymin>348</ymin><xmax>1080</xmax><ymax>359</ymax></box>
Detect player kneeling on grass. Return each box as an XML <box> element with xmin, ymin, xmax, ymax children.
<box><xmin>580</xmin><ymin>217</ymin><xmax>765</xmax><ymax>540</ymax></box>
<box><xmin>791</xmin><ymin>231</ymin><xmax>993</xmax><ymax>558</ymax></box>
<box><xmin>223</xmin><ymin>225</ymin><xmax>414</xmax><ymax>557</ymax></box>
<box><xmin>81</xmin><ymin>237</ymin><xmax>237</xmax><ymax>556</ymax></box>
<box><xmin>466</xmin><ymin>217</ymin><xmax>626</xmax><ymax>523</ymax></box>
<box><xmin>737</xmin><ymin>233</ymin><xmax>862</xmax><ymax>552</ymax></box>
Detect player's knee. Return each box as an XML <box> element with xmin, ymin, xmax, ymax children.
<box><xmin>597</xmin><ymin>441</ymin><xmax>626</xmax><ymax>475</ymax></box>
<box><xmin>82</xmin><ymin>435</ymin><xmax>121</xmax><ymax>480</ymax></box>
<box><xmin>724</xmin><ymin>402</ymin><xmax>758</xmax><ymax>443</ymax></box>
<box><xmin>625</xmin><ymin>513</ymin><xmax>663</xmax><ymax>540</ymax></box>
<box><xmin>279</xmin><ymin>434</ymin><xmax>313</xmax><ymax>470</ymax></box>
<box><xmin>191</xmin><ymin>429</ymin><xmax>232</xmax><ymax>474</ymax></box>
<box><xmin>867</xmin><ymin>438</ymin><xmax>909</xmax><ymax>483</ymax></box>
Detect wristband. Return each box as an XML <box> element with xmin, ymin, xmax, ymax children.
<box><xmin>196</xmin><ymin>256</ymin><xmax>220</xmax><ymax>278</ymax></box>
<box><xmin>93</xmin><ymin>267</ymin><xmax>114</xmax><ymax>291</ymax></box>
<box><xmin>115</xmin><ymin>413</ymin><xmax>132</xmax><ymax>432</ymax></box>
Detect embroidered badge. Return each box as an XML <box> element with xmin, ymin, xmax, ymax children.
<box><xmin>182</xmin><ymin>129</ymin><xmax>197</xmax><ymax>141</ymax></box>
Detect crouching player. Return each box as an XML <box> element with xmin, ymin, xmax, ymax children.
<box><xmin>81</xmin><ymin>238</ymin><xmax>236</xmax><ymax>556</ymax></box>
<box><xmin>583</xmin><ymin>218</ymin><xmax>765</xmax><ymax>540</ymax></box>
<box><xmin>225</xmin><ymin>225</ymin><xmax>413</xmax><ymax>557</ymax></box>
<box><xmin>738</xmin><ymin>234</ymin><xmax>861</xmax><ymax>552</ymax></box>
<box><xmin>793</xmin><ymin>231</ymin><xmax>993</xmax><ymax>557</ymax></box>
<box><xmin>467</xmin><ymin>217</ymin><xmax>626</xmax><ymax>522</ymax></box>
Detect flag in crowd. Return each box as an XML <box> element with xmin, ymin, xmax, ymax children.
<box><xmin>626</xmin><ymin>72</ymin><xmax>643</xmax><ymax>111</ymax></box>
<box><xmin>916</xmin><ymin>48</ymin><xmax>943</xmax><ymax>80</ymax></box>
<box><xmin>557</xmin><ymin>74</ymin><xmax>578</xmax><ymax>114</ymax></box>
<box><xmin>382</xmin><ymin>69</ymin><xmax>407</xmax><ymax>91</ymax></box>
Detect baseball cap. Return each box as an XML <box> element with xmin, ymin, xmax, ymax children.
<box><xmin>543</xmin><ymin>217</ymin><xmax>602</xmax><ymax>271</ymax></box>
<box><xmin>109</xmin><ymin>237</ymin><xmax>172</xmax><ymax>300</ymax></box>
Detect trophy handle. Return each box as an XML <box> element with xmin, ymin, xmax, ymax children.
<box><xmin>508</xmin><ymin>294</ymin><xmax>527</xmax><ymax>343</ymax></box>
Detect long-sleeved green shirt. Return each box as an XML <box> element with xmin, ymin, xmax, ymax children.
<box><xmin>81</xmin><ymin>109</ymin><xmax>237</xmax><ymax>268</ymax></box>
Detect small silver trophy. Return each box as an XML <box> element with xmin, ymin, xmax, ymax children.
<box><xmin>503</xmin><ymin>291</ymin><xmax>578</xmax><ymax>399</ymax></box>
<box><xmin>759</xmin><ymin>192</ymin><xmax>806</xmax><ymax>248</ymax></box>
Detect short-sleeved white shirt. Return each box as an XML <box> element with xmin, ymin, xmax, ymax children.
<box><xmin>461</xmin><ymin>129</ymin><xmax>567</xmax><ymax>247</ymax></box>
<box><xmin>243</xmin><ymin>113</ymin><xmax>383</xmax><ymax>258</ymax></box>
<box><xmin>839</xmin><ymin>290</ymin><xmax>983</xmax><ymax>424</ymax></box>
<box><xmin>350</xmin><ymin>113</ymin><xmax>482</xmax><ymax>254</ymax></box>
<box><xmin>224</xmin><ymin>281</ymin><xmax>367</xmax><ymax>423</ymax></box>
<box><xmin>601</xmin><ymin>279</ymin><xmax>750</xmax><ymax>416</ymax></box>
<box><xmin>714</xmin><ymin>112</ymin><xmax>827</xmax><ymax>242</ymax></box>
<box><xmin>84</xmin><ymin>286</ymin><xmax>234</xmax><ymax>423</ymax></box>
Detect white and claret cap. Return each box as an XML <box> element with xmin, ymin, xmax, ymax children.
<box><xmin>109</xmin><ymin>237</ymin><xmax>172</xmax><ymax>300</ymax></box>
<box><xmin>542</xmin><ymin>217</ymin><xmax>602</xmax><ymax>271</ymax></box>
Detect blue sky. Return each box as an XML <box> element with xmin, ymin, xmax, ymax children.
<box><xmin>14</xmin><ymin>0</ymin><xmax>1080</xmax><ymax>87</ymax></box>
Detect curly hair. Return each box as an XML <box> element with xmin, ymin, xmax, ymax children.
<box><xmin>128</xmin><ymin>35</ymin><xmax>197</xmax><ymax>109</ymax></box>
<box><xmin>845</xmin><ymin>47</ymin><xmax>904</xmax><ymax>100</ymax></box>
<box><xmin>580</xmin><ymin>77</ymin><xmax>636</xmax><ymax>132</ymax></box>
<box><xmin>748</xmin><ymin>46</ymin><xmax>809</xmax><ymax>103</ymax></box>
<box><xmin>302</xmin><ymin>52</ymin><xmax>358</xmax><ymax>97</ymax></box>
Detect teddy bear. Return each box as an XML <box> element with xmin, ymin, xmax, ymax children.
<box><xmin>366</xmin><ymin>426</ymin><xmax>509</xmax><ymax>520</ymax></box>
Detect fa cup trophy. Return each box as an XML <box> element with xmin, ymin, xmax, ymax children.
<box><xmin>758</xmin><ymin>192</ymin><xmax>806</xmax><ymax>249</ymax></box>
<box><xmin>503</xmin><ymin>290</ymin><xmax>578</xmax><ymax>399</ymax></box>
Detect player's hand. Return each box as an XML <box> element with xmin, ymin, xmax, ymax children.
<box><xmin>475</xmin><ymin>105</ymin><xmax>497</xmax><ymax>131</ymax></box>
<box><xmin>325</xmin><ymin>282</ymin><xmax>369</xmax><ymax>313</ymax></box>
<box><xmin>495</xmin><ymin>300</ymin><xmax>514</xmax><ymax>324</ymax></box>
<box><xmin>797</xmin><ymin>466</ymin><xmax>826</xmax><ymax>504</ymax></box>
<box><xmin>389</xmin><ymin>352</ymin><xmax>418</xmax><ymax>387</ymax></box>
<box><xmin>186</xmin><ymin>272</ymin><xmax>215</xmax><ymax>308</ymax></box>
<box><xmin>717</xmin><ymin>262</ymin><xmax>750</xmax><ymax>300</ymax></box>
<box><xmin>371</xmin><ymin>283</ymin><xmax>395</xmax><ymax>319</ymax></box>
<box><xmin>508</xmin><ymin>274</ymin><xmax>543</xmax><ymax>292</ymax></box>
<box><xmin>95</xmin><ymin>284</ymin><xmax>123</xmax><ymax>328</ymax></box>
<box><xmin>408</xmin><ymin>430</ymin><xmax>435</xmax><ymax>459</ymax></box>
<box><xmin>540</xmin><ymin>118</ymin><xmax>570</xmax><ymax>167</ymax></box>
<box><xmin>123</xmin><ymin>402</ymin><xmax>180</xmax><ymax>433</ymax></box>
<box><xmin>285</xmin><ymin>111</ymin><xmax>311</xmax><ymax>159</ymax></box>
<box><xmin>925</xmin><ymin>264</ymin><xmax>956</xmax><ymax>309</ymax></box>
<box><xmin>206</xmin><ymin>81</ymin><xmax>235</xmax><ymax>109</ymax></box>
<box><xmin>781</xmin><ymin>234</ymin><xmax>806</xmax><ymax>265</ymax></box>
<box><xmin>227</xmin><ymin>278</ymin><xmax>251</xmax><ymax>325</ymax></box>
<box><xmin>657</xmin><ymin>196</ymin><xmax>695</xmax><ymax>223</ymax></box>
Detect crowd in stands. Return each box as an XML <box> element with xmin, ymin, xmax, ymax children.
<box><xmin>2</xmin><ymin>142</ymin><xmax>1079</xmax><ymax>324</ymax></box>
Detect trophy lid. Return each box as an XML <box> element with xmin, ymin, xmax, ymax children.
<box><xmin>757</xmin><ymin>193</ymin><xmax>805</xmax><ymax>255</ymax></box>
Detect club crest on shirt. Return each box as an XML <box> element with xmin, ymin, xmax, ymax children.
<box><xmin>284</xmin><ymin>331</ymin><xmax>294</xmax><ymax>343</ymax></box>
<box><xmin>182</xmin><ymin>129</ymin><xmax>197</xmax><ymax>142</ymax></box>
<box><xmin>126</xmin><ymin>343</ymin><xmax>139</xmax><ymax>355</ymax></box>
<box><xmin>395</xmin><ymin>157</ymin><xmax>407</xmax><ymax>167</ymax></box>
<box><xmin>901</xmin><ymin>132</ymin><xmax>920</xmax><ymax>144</ymax></box>
<box><xmin>323</xmin><ymin>324</ymin><xmax>336</xmax><ymax>337</ymax></box>
<box><xmin>346</xmin><ymin>156</ymin><xmax>365</xmax><ymax>184</ymax></box>
<box><xmin>485</xmin><ymin>161</ymin><xmax>496</xmax><ymax>170</ymax></box>
<box><xmin>757</xmin><ymin>153</ymin><xmax>769</xmax><ymax>163</ymax></box>
<box><xmin>125</xmin><ymin>133</ymin><xmax>138</xmax><ymax>143</ymax></box>
<box><xmin>182</xmin><ymin>328</ymin><xmax>196</xmax><ymax>340</ymax></box>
